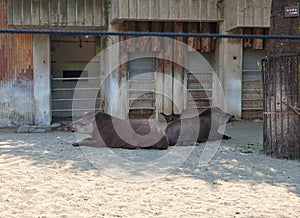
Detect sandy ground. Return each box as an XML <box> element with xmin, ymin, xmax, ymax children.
<box><xmin>0</xmin><ymin>121</ymin><xmax>300</xmax><ymax>218</ymax></box>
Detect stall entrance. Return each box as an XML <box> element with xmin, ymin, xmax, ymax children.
<box><xmin>50</xmin><ymin>35</ymin><xmax>101</xmax><ymax>120</ymax></box>
<box><xmin>127</xmin><ymin>54</ymin><xmax>156</xmax><ymax>119</ymax></box>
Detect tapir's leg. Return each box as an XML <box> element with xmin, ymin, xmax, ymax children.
<box><xmin>208</xmin><ymin>132</ymin><xmax>231</xmax><ymax>141</ymax></box>
<box><xmin>72</xmin><ymin>137</ymin><xmax>106</xmax><ymax>147</ymax></box>
<box><xmin>222</xmin><ymin>134</ymin><xmax>231</xmax><ymax>140</ymax></box>
<box><xmin>173</xmin><ymin>140</ymin><xmax>197</xmax><ymax>146</ymax></box>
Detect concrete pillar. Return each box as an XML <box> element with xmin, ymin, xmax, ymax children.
<box><xmin>217</xmin><ymin>25</ymin><xmax>243</xmax><ymax>118</ymax></box>
<box><xmin>33</xmin><ymin>34</ymin><xmax>51</xmax><ymax>125</ymax></box>
<box><xmin>105</xmin><ymin>23</ymin><xmax>126</xmax><ymax>119</ymax></box>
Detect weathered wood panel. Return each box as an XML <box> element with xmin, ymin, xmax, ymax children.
<box><xmin>120</xmin><ymin>21</ymin><xmax>217</xmax><ymax>115</ymax></box>
<box><xmin>67</xmin><ymin>0</ymin><xmax>76</xmax><ymax>26</ymax></box>
<box><xmin>163</xmin><ymin>23</ymin><xmax>173</xmax><ymax>115</ymax></box>
<box><xmin>243</xmin><ymin>27</ymin><xmax>268</xmax><ymax>50</ymax></box>
<box><xmin>40</xmin><ymin>1</ymin><xmax>50</xmax><ymax>25</ymax></box>
<box><xmin>94</xmin><ymin>0</ymin><xmax>104</xmax><ymax>26</ymax></box>
<box><xmin>189</xmin><ymin>0</ymin><xmax>200</xmax><ymax>20</ymax></box>
<box><xmin>173</xmin><ymin>22</ymin><xmax>185</xmax><ymax>114</ymax></box>
<box><xmin>252</xmin><ymin>28</ymin><xmax>264</xmax><ymax>49</ymax></box>
<box><xmin>138</xmin><ymin>21</ymin><xmax>150</xmax><ymax>52</ymax></box>
<box><xmin>8</xmin><ymin>0</ymin><xmax>104</xmax><ymax>27</ymax></box>
<box><xmin>152</xmin><ymin>22</ymin><xmax>164</xmax><ymax>113</ymax></box>
<box><xmin>200</xmin><ymin>22</ymin><xmax>211</xmax><ymax>53</ymax></box>
<box><xmin>111</xmin><ymin>0</ymin><xmax>222</xmax><ymax>23</ymax></box>
<box><xmin>224</xmin><ymin>0</ymin><xmax>271</xmax><ymax>31</ymax></box>
<box><xmin>187</xmin><ymin>22</ymin><xmax>198</xmax><ymax>51</ymax></box>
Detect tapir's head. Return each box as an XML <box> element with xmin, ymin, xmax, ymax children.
<box><xmin>209</xmin><ymin>107</ymin><xmax>235</xmax><ymax>125</ymax></box>
<box><xmin>69</xmin><ymin>111</ymin><xmax>96</xmax><ymax>134</ymax></box>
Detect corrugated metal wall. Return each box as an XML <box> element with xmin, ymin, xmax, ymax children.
<box><xmin>0</xmin><ymin>0</ymin><xmax>34</xmax><ymax>126</ymax></box>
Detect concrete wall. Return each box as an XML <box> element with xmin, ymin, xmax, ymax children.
<box><xmin>216</xmin><ymin>25</ymin><xmax>243</xmax><ymax>118</ymax></box>
<box><xmin>8</xmin><ymin>0</ymin><xmax>105</xmax><ymax>27</ymax></box>
<box><xmin>33</xmin><ymin>34</ymin><xmax>51</xmax><ymax>125</ymax></box>
<box><xmin>111</xmin><ymin>0</ymin><xmax>223</xmax><ymax>23</ymax></box>
<box><xmin>223</xmin><ymin>0</ymin><xmax>271</xmax><ymax>31</ymax></box>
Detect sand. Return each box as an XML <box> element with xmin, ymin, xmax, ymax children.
<box><xmin>0</xmin><ymin>121</ymin><xmax>300</xmax><ymax>218</ymax></box>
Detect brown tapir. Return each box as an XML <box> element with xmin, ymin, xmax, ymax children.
<box><xmin>70</xmin><ymin>111</ymin><xmax>169</xmax><ymax>149</ymax></box>
<box><xmin>165</xmin><ymin>107</ymin><xmax>234</xmax><ymax>146</ymax></box>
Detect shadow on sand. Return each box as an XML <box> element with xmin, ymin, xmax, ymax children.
<box><xmin>0</xmin><ymin>121</ymin><xmax>299</xmax><ymax>195</ymax></box>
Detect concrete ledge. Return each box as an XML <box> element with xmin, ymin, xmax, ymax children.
<box><xmin>17</xmin><ymin>123</ymin><xmax>61</xmax><ymax>133</ymax></box>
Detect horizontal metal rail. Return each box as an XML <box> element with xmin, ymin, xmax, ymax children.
<box><xmin>52</xmin><ymin>98</ymin><xmax>100</xmax><ymax>101</ymax></box>
<box><xmin>51</xmin><ymin>77</ymin><xmax>101</xmax><ymax>81</ymax></box>
<box><xmin>52</xmin><ymin>108</ymin><xmax>98</xmax><ymax>112</ymax></box>
<box><xmin>52</xmin><ymin>87</ymin><xmax>100</xmax><ymax>91</ymax></box>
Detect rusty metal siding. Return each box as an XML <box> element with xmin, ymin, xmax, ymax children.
<box><xmin>8</xmin><ymin>0</ymin><xmax>105</xmax><ymax>27</ymax></box>
<box><xmin>0</xmin><ymin>0</ymin><xmax>34</xmax><ymax>126</ymax></box>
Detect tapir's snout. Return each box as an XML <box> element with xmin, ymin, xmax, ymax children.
<box><xmin>68</xmin><ymin>123</ymin><xmax>75</xmax><ymax>132</ymax></box>
<box><xmin>226</xmin><ymin>114</ymin><xmax>235</xmax><ymax>123</ymax></box>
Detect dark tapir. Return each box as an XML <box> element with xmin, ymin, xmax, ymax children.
<box><xmin>165</xmin><ymin>107</ymin><xmax>234</xmax><ymax>146</ymax></box>
<box><xmin>70</xmin><ymin>111</ymin><xmax>169</xmax><ymax>149</ymax></box>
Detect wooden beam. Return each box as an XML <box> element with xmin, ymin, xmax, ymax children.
<box><xmin>125</xmin><ymin>21</ymin><xmax>135</xmax><ymax>52</ymax></box>
<box><xmin>253</xmin><ymin>28</ymin><xmax>264</xmax><ymax>49</ymax></box>
<box><xmin>119</xmin><ymin>24</ymin><xmax>128</xmax><ymax>80</ymax></box>
<box><xmin>243</xmin><ymin>28</ymin><xmax>252</xmax><ymax>48</ymax></box>
<box><xmin>173</xmin><ymin>22</ymin><xmax>185</xmax><ymax>114</ymax></box>
<box><xmin>264</xmin><ymin>28</ymin><xmax>269</xmax><ymax>51</ymax></box>
<box><xmin>163</xmin><ymin>22</ymin><xmax>173</xmax><ymax>115</ymax></box>
<box><xmin>200</xmin><ymin>22</ymin><xmax>211</xmax><ymax>53</ymax></box>
<box><xmin>187</xmin><ymin>22</ymin><xmax>198</xmax><ymax>51</ymax></box>
<box><xmin>138</xmin><ymin>21</ymin><xmax>150</xmax><ymax>52</ymax></box>
<box><xmin>151</xmin><ymin>22</ymin><xmax>162</xmax><ymax>52</ymax></box>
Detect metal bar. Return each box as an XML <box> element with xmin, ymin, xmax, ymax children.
<box><xmin>242</xmin><ymin>70</ymin><xmax>261</xmax><ymax>73</ymax></box>
<box><xmin>128</xmin><ymin>89</ymin><xmax>155</xmax><ymax>92</ymax></box>
<box><xmin>129</xmin><ymin>98</ymin><xmax>155</xmax><ymax>101</ymax></box>
<box><xmin>52</xmin><ymin>98</ymin><xmax>101</xmax><ymax>101</ymax></box>
<box><xmin>268</xmin><ymin>56</ymin><xmax>273</xmax><ymax>155</ymax></box>
<box><xmin>128</xmin><ymin>79</ymin><xmax>155</xmax><ymax>82</ymax></box>
<box><xmin>295</xmin><ymin>54</ymin><xmax>300</xmax><ymax>159</ymax></box>
<box><xmin>129</xmin><ymin>107</ymin><xmax>155</xmax><ymax>110</ymax></box>
<box><xmin>52</xmin><ymin>109</ymin><xmax>98</xmax><ymax>112</ymax></box>
<box><xmin>51</xmin><ymin>77</ymin><xmax>101</xmax><ymax>81</ymax></box>
<box><xmin>292</xmin><ymin>55</ymin><xmax>297</xmax><ymax>158</ymax></box>
<box><xmin>242</xmin><ymin>108</ymin><xmax>263</xmax><ymax>111</ymax></box>
<box><xmin>280</xmin><ymin>55</ymin><xmax>284</xmax><ymax>156</ymax></box>
<box><xmin>285</xmin><ymin>54</ymin><xmax>291</xmax><ymax>159</ymax></box>
<box><xmin>274</xmin><ymin>56</ymin><xmax>278</xmax><ymax>157</ymax></box>
<box><xmin>187</xmin><ymin>89</ymin><xmax>213</xmax><ymax>92</ymax></box>
<box><xmin>52</xmin><ymin>88</ymin><xmax>100</xmax><ymax>91</ymax></box>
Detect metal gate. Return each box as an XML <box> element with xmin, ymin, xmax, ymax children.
<box><xmin>261</xmin><ymin>52</ymin><xmax>300</xmax><ymax>159</ymax></box>
<box><xmin>127</xmin><ymin>55</ymin><xmax>156</xmax><ymax>119</ymax></box>
<box><xmin>242</xmin><ymin>49</ymin><xmax>267</xmax><ymax>120</ymax></box>
<box><xmin>51</xmin><ymin>67</ymin><xmax>101</xmax><ymax>119</ymax></box>
<box><xmin>187</xmin><ymin>52</ymin><xmax>214</xmax><ymax>110</ymax></box>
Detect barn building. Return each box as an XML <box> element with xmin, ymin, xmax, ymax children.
<box><xmin>0</xmin><ymin>0</ymin><xmax>271</xmax><ymax>126</ymax></box>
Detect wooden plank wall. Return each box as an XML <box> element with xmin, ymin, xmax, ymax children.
<box><xmin>8</xmin><ymin>0</ymin><xmax>104</xmax><ymax>27</ymax></box>
<box><xmin>224</xmin><ymin>0</ymin><xmax>271</xmax><ymax>31</ymax></box>
<box><xmin>119</xmin><ymin>21</ymin><xmax>216</xmax><ymax>115</ymax></box>
<box><xmin>112</xmin><ymin>0</ymin><xmax>222</xmax><ymax>23</ymax></box>
<box><xmin>0</xmin><ymin>0</ymin><xmax>34</xmax><ymax>125</ymax></box>
<box><xmin>243</xmin><ymin>28</ymin><xmax>269</xmax><ymax>50</ymax></box>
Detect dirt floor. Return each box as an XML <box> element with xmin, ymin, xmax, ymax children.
<box><xmin>0</xmin><ymin>121</ymin><xmax>300</xmax><ymax>217</ymax></box>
